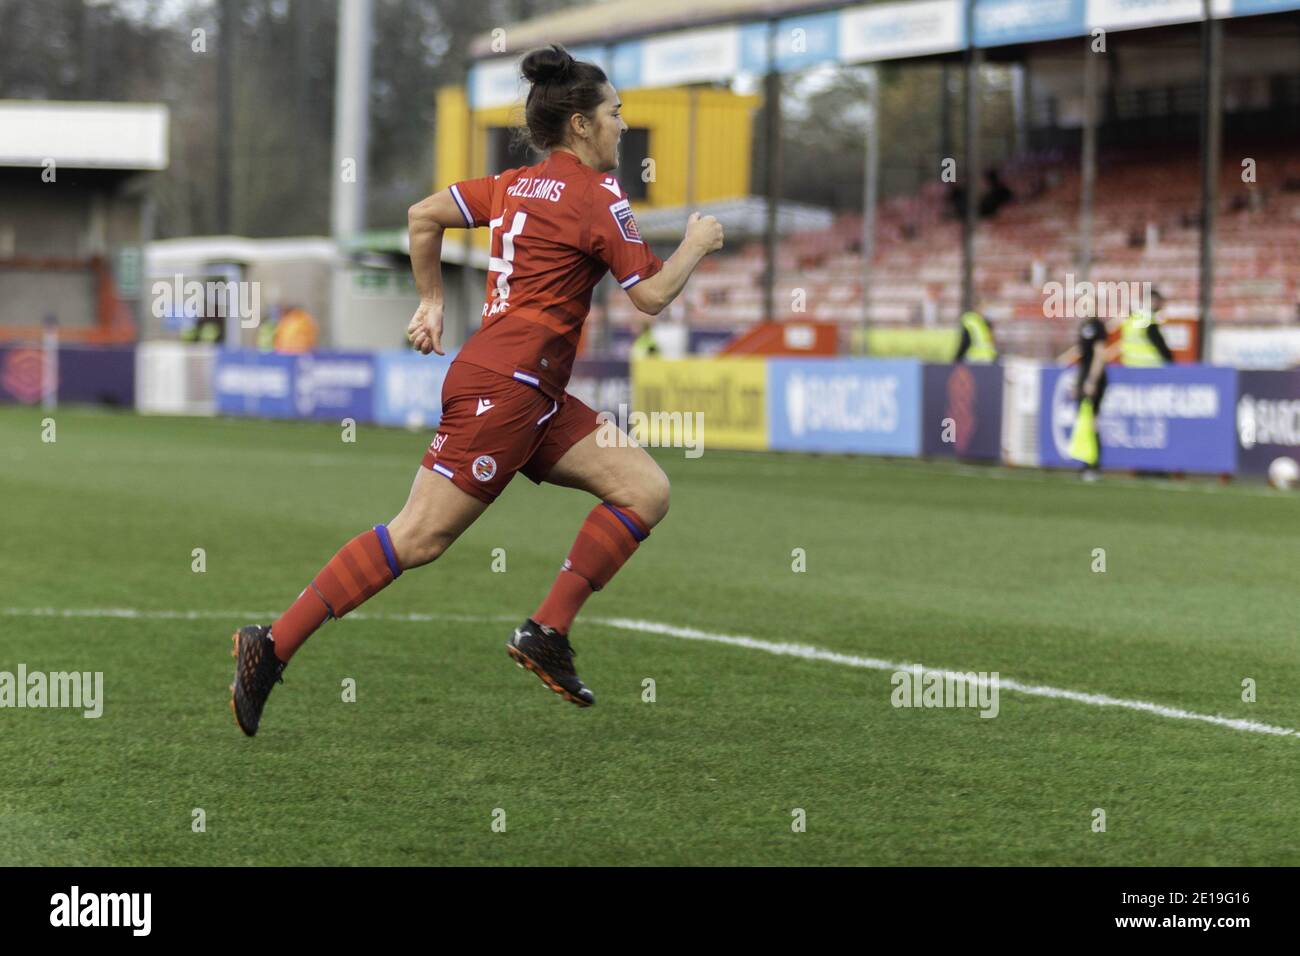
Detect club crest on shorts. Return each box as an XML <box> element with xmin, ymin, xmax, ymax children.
<box><xmin>472</xmin><ymin>455</ymin><xmax>497</xmax><ymax>482</ymax></box>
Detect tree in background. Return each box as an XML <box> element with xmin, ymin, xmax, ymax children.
<box><xmin>759</xmin><ymin>61</ymin><xmax>1018</xmax><ymax>215</ymax></box>
<box><xmin>0</xmin><ymin>0</ymin><xmax>577</xmax><ymax>238</ymax></box>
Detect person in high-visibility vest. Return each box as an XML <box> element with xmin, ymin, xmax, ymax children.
<box><xmin>954</xmin><ymin>309</ymin><xmax>997</xmax><ymax>363</ymax></box>
<box><xmin>256</xmin><ymin>309</ymin><xmax>278</xmax><ymax>351</ymax></box>
<box><xmin>1119</xmin><ymin>288</ymin><xmax>1175</xmax><ymax>367</ymax></box>
<box><xmin>181</xmin><ymin>315</ymin><xmax>222</xmax><ymax>344</ymax></box>
<box><xmin>630</xmin><ymin>320</ymin><xmax>659</xmax><ymax>360</ymax></box>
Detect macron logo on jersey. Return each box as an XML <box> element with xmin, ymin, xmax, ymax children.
<box><xmin>476</xmin><ymin>398</ymin><xmax>494</xmax><ymax>416</ymax></box>
<box><xmin>599</xmin><ymin>178</ymin><xmax>621</xmax><ymax>198</ymax></box>
<box><xmin>609</xmin><ymin>198</ymin><xmax>643</xmax><ymax>244</ymax></box>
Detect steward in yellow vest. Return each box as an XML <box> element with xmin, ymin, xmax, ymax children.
<box><xmin>1119</xmin><ymin>290</ymin><xmax>1175</xmax><ymax>367</ymax></box>
<box><xmin>631</xmin><ymin>322</ymin><xmax>659</xmax><ymax>360</ymax></box>
<box><xmin>955</xmin><ymin>310</ymin><xmax>997</xmax><ymax>363</ymax></box>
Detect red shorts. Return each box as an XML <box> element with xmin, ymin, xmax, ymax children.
<box><xmin>420</xmin><ymin>360</ymin><xmax>600</xmax><ymax>504</ymax></box>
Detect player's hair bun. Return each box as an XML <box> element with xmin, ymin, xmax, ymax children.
<box><xmin>521</xmin><ymin>44</ymin><xmax>575</xmax><ymax>86</ymax></box>
<box><xmin>519</xmin><ymin>45</ymin><xmax>608</xmax><ymax>152</ymax></box>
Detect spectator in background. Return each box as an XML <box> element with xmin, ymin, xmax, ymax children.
<box><xmin>257</xmin><ymin>306</ymin><xmax>319</xmax><ymax>353</ymax></box>
<box><xmin>947</xmin><ymin>183</ymin><xmax>966</xmax><ymax>220</ymax></box>
<box><xmin>274</xmin><ymin>307</ymin><xmax>319</xmax><ymax>352</ymax></box>
<box><xmin>979</xmin><ymin>168</ymin><xmax>1014</xmax><ymax>218</ymax></box>
<box><xmin>183</xmin><ymin>314</ymin><xmax>222</xmax><ymax>344</ymax></box>
<box><xmin>630</xmin><ymin>319</ymin><xmax>659</xmax><ymax>360</ymax></box>
<box><xmin>954</xmin><ymin>305</ymin><xmax>997</xmax><ymax>364</ymax></box>
<box><xmin>1119</xmin><ymin>288</ymin><xmax>1175</xmax><ymax>367</ymax></box>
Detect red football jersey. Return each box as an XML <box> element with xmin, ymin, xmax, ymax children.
<box><xmin>447</xmin><ymin>149</ymin><xmax>662</xmax><ymax>399</ymax></box>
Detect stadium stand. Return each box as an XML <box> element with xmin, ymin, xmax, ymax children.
<box><xmin>605</xmin><ymin>142</ymin><xmax>1300</xmax><ymax>359</ymax></box>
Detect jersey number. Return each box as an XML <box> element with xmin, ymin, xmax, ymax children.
<box><xmin>487</xmin><ymin>211</ymin><xmax>527</xmax><ymax>315</ymax></box>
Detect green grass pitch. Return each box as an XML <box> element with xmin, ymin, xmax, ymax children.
<box><xmin>0</xmin><ymin>404</ymin><xmax>1297</xmax><ymax>865</ymax></box>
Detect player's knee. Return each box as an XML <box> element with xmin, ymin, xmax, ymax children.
<box><xmin>388</xmin><ymin>523</ymin><xmax>450</xmax><ymax>569</ymax></box>
<box><xmin>634</xmin><ymin>466</ymin><xmax>671</xmax><ymax>528</ymax></box>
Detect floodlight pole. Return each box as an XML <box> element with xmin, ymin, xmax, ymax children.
<box><xmin>217</xmin><ymin>0</ymin><xmax>237</xmax><ymax>235</ymax></box>
<box><xmin>330</xmin><ymin>0</ymin><xmax>373</xmax><ymax>347</ymax></box>
<box><xmin>1197</xmin><ymin>1</ymin><xmax>1222</xmax><ymax>362</ymax></box>
<box><xmin>961</xmin><ymin>23</ymin><xmax>981</xmax><ymax>315</ymax></box>
<box><xmin>939</xmin><ymin>62</ymin><xmax>952</xmax><ymax>161</ymax></box>
<box><xmin>330</xmin><ymin>0</ymin><xmax>372</xmax><ymax>244</ymax></box>
<box><xmin>1078</xmin><ymin>43</ymin><xmax>1099</xmax><ymax>284</ymax></box>
<box><xmin>762</xmin><ymin>21</ymin><xmax>781</xmax><ymax>326</ymax></box>
<box><xmin>860</xmin><ymin>65</ymin><xmax>879</xmax><ymax>335</ymax></box>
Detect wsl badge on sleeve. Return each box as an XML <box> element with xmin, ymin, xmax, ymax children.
<box><xmin>609</xmin><ymin>199</ymin><xmax>643</xmax><ymax>244</ymax></box>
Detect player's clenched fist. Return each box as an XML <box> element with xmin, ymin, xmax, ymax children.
<box><xmin>407</xmin><ymin>298</ymin><xmax>444</xmax><ymax>355</ymax></box>
<box><xmin>686</xmin><ymin>211</ymin><xmax>724</xmax><ymax>256</ymax></box>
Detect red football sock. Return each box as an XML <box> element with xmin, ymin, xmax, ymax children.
<box><xmin>534</xmin><ymin>503</ymin><xmax>649</xmax><ymax>635</ymax></box>
<box><xmin>270</xmin><ymin>525</ymin><xmax>402</xmax><ymax>662</ymax></box>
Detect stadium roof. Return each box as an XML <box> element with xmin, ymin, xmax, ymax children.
<box><xmin>0</xmin><ymin>101</ymin><xmax>169</xmax><ymax>170</ymax></box>
<box><xmin>467</xmin><ymin>0</ymin><xmax>1300</xmax><ymax>109</ymax></box>
<box><xmin>470</xmin><ymin>0</ymin><xmax>841</xmax><ymax>57</ymax></box>
<box><xmin>472</xmin><ymin>0</ymin><xmax>1300</xmax><ymax>64</ymax></box>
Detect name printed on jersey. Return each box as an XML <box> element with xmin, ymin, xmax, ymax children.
<box><xmin>506</xmin><ymin>177</ymin><xmax>567</xmax><ymax>202</ymax></box>
<box><xmin>608</xmin><ymin>198</ymin><xmax>643</xmax><ymax>244</ymax></box>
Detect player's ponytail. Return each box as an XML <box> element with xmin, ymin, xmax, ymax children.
<box><xmin>520</xmin><ymin>44</ymin><xmax>609</xmax><ymax>152</ymax></box>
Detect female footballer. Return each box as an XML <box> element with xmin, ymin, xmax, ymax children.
<box><xmin>230</xmin><ymin>44</ymin><xmax>725</xmax><ymax>734</ymax></box>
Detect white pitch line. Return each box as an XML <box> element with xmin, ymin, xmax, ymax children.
<box><xmin>4</xmin><ymin>606</ymin><xmax>1296</xmax><ymax>741</ymax></box>
<box><xmin>595</xmin><ymin>617</ymin><xmax>1300</xmax><ymax>740</ymax></box>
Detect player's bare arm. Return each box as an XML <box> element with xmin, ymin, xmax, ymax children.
<box><xmin>626</xmin><ymin>211</ymin><xmax>724</xmax><ymax>315</ymax></box>
<box><xmin>406</xmin><ymin>189</ymin><xmax>467</xmax><ymax>355</ymax></box>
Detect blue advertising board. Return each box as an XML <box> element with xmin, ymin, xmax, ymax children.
<box><xmin>214</xmin><ymin>350</ymin><xmax>297</xmax><ymax>419</ymax></box>
<box><xmin>1236</xmin><ymin>370</ymin><xmax>1300</xmax><ymax>475</ymax></box>
<box><xmin>768</xmin><ymin>358</ymin><xmax>922</xmax><ymax>456</ymax></box>
<box><xmin>215</xmin><ymin>350</ymin><xmax>376</xmax><ymax>422</ymax></box>
<box><xmin>610</xmin><ymin>42</ymin><xmax>642</xmax><ymax>90</ymax></box>
<box><xmin>1231</xmin><ymin>0</ymin><xmax>1300</xmax><ymax>17</ymax></box>
<box><xmin>973</xmin><ymin>0</ymin><xmax>1087</xmax><ymax>48</ymax></box>
<box><xmin>290</xmin><ymin>352</ymin><xmax>376</xmax><ymax>421</ymax></box>
<box><xmin>1040</xmin><ymin>364</ymin><xmax>1238</xmax><ymax>473</ymax></box>
<box><xmin>59</xmin><ymin>346</ymin><xmax>135</xmax><ymax>406</ymax></box>
<box><xmin>921</xmin><ymin>362</ymin><xmax>1004</xmax><ymax>460</ymax></box>
<box><xmin>373</xmin><ymin>350</ymin><xmax>455</xmax><ymax>428</ymax></box>
<box><xmin>0</xmin><ymin>345</ymin><xmax>134</xmax><ymax>407</ymax></box>
<box><xmin>0</xmin><ymin>345</ymin><xmax>47</xmax><ymax>404</ymax></box>
<box><xmin>764</xmin><ymin>12</ymin><xmax>837</xmax><ymax>71</ymax></box>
